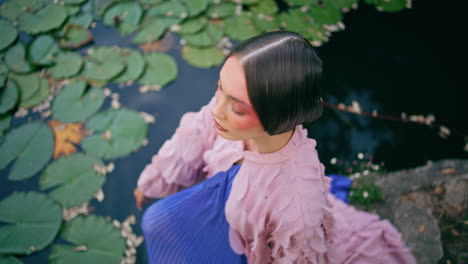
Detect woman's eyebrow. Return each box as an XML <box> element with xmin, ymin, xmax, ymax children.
<box><xmin>218</xmin><ymin>80</ymin><xmax>252</xmax><ymax>109</ymax></box>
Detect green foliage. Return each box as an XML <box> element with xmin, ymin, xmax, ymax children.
<box><xmin>18</xmin><ymin>3</ymin><xmax>68</xmax><ymax>35</ymax></box>
<box><xmin>0</xmin><ymin>192</ymin><xmax>62</xmax><ymax>255</ymax></box>
<box><xmin>181</xmin><ymin>0</ymin><xmax>210</xmax><ymax>17</ymax></box>
<box><xmin>49</xmin><ymin>51</ymin><xmax>83</xmax><ymax>79</ymax></box>
<box><xmin>59</xmin><ymin>24</ymin><xmax>93</xmax><ymax>49</ymax></box>
<box><xmin>51</xmin><ymin>80</ymin><xmax>105</xmax><ymax>123</ymax></box>
<box><xmin>146</xmin><ymin>2</ymin><xmax>187</xmax><ymax>27</ymax></box>
<box><xmin>82</xmin><ymin>108</ymin><xmax>148</xmax><ymax>160</ymax></box>
<box><xmin>4</xmin><ymin>43</ymin><xmax>32</xmax><ymax>73</ymax></box>
<box><xmin>0</xmin><ymin>113</ymin><xmax>11</xmax><ymax>137</ymax></box>
<box><xmin>182</xmin><ymin>45</ymin><xmax>225</xmax><ymax>68</ymax></box>
<box><xmin>349</xmin><ymin>178</ymin><xmax>383</xmax><ymax>208</ymax></box>
<box><xmin>181</xmin><ymin>22</ymin><xmax>224</xmax><ymax>47</ymax></box>
<box><xmin>8</xmin><ymin>73</ymin><xmax>40</xmax><ymax>106</ymax></box>
<box><xmin>177</xmin><ymin>16</ymin><xmax>208</xmax><ymax>34</ymax></box>
<box><xmin>224</xmin><ymin>13</ymin><xmax>261</xmax><ymax>41</ymax></box>
<box><xmin>132</xmin><ymin>19</ymin><xmax>167</xmax><ymax>44</ymax></box>
<box><xmin>139</xmin><ymin>52</ymin><xmax>178</xmax><ymax>88</ymax></box>
<box><xmin>20</xmin><ymin>78</ymin><xmax>49</xmax><ymax>108</ymax></box>
<box><xmin>113</xmin><ymin>48</ymin><xmax>146</xmax><ymax>83</ymax></box>
<box><xmin>39</xmin><ymin>153</ymin><xmax>106</xmax><ymax>208</ymax></box>
<box><xmin>28</xmin><ymin>34</ymin><xmax>61</xmax><ymax>66</ymax></box>
<box><xmin>103</xmin><ymin>1</ymin><xmax>143</xmax><ymax>35</ymax></box>
<box><xmin>0</xmin><ymin>80</ymin><xmax>18</xmax><ymax>114</ymax></box>
<box><xmin>0</xmin><ymin>255</ymin><xmax>23</xmax><ymax>264</ymax></box>
<box><xmin>82</xmin><ymin>46</ymin><xmax>125</xmax><ymax>82</ymax></box>
<box><xmin>0</xmin><ymin>122</ymin><xmax>53</xmax><ymax>180</ymax></box>
<box><xmin>0</xmin><ymin>20</ymin><xmax>18</xmax><ymax>52</ymax></box>
<box><xmin>0</xmin><ymin>0</ymin><xmax>47</xmax><ymax>21</ymax></box>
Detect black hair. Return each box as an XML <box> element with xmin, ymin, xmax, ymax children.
<box><xmin>226</xmin><ymin>30</ymin><xmax>323</xmax><ymax>136</ymax></box>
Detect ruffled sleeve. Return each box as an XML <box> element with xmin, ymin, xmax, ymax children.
<box><xmin>137</xmin><ymin>95</ymin><xmax>217</xmax><ymax>198</ymax></box>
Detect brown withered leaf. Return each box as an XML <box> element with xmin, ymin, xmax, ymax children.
<box><xmin>48</xmin><ymin>120</ymin><xmax>86</xmax><ymax>159</ymax></box>
<box><xmin>441</xmin><ymin>167</ymin><xmax>456</xmax><ymax>175</ymax></box>
<box><xmin>139</xmin><ymin>32</ymin><xmax>174</xmax><ymax>52</ymax></box>
<box><xmin>419</xmin><ymin>224</ymin><xmax>426</xmax><ymax>232</ymax></box>
<box><xmin>433</xmin><ymin>185</ymin><xmax>444</xmax><ymax>195</ymax></box>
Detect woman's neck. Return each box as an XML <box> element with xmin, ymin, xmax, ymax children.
<box><xmin>244</xmin><ymin>128</ymin><xmax>295</xmax><ymax>154</ymax></box>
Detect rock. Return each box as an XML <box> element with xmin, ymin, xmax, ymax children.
<box><xmin>390</xmin><ymin>197</ymin><xmax>443</xmax><ymax>263</ymax></box>
<box><xmin>443</xmin><ymin>174</ymin><xmax>468</xmax><ymax>219</ymax></box>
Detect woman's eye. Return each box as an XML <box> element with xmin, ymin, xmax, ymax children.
<box><xmin>231</xmin><ymin>105</ymin><xmax>244</xmax><ymax>115</ymax></box>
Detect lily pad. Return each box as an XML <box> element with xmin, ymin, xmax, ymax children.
<box><xmin>4</xmin><ymin>43</ymin><xmax>33</xmax><ymax>73</ymax></box>
<box><xmin>49</xmin><ymin>215</ymin><xmax>125</xmax><ymax>264</ymax></box>
<box><xmin>182</xmin><ymin>45</ymin><xmax>225</xmax><ymax>68</ymax></box>
<box><xmin>39</xmin><ymin>153</ymin><xmax>105</xmax><ymax>208</ymax></box>
<box><xmin>181</xmin><ymin>22</ymin><xmax>224</xmax><ymax>47</ymax></box>
<box><xmin>82</xmin><ymin>108</ymin><xmax>148</xmax><ymax>160</ymax></box>
<box><xmin>365</xmin><ymin>0</ymin><xmax>407</xmax><ymax>12</ymax></box>
<box><xmin>279</xmin><ymin>9</ymin><xmax>327</xmax><ymax>43</ymax></box>
<box><xmin>253</xmin><ymin>13</ymin><xmax>279</xmax><ymax>31</ymax></box>
<box><xmin>146</xmin><ymin>2</ymin><xmax>187</xmax><ymax>27</ymax></box>
<box><xmin>132</xmin><ymin>19</ymin><xmax>168</xmax><ymax>44</ymax></box>
<box><xmin>0</xmin><ymin>121</ymin><xmax>53</xmax><ymax>180</ymax></box>
<box><xmin>65</xmin><ymin>4</ymin><xmax>81</xmax><ymax>16</ymax></box>
<box><xmin>63</xmin><ymin>0</ymin><xmax>86</xmax><ymax>4</ymax></box>
<box><xmin>59</xmin><ymin>24</ymin><xmax>93</xmax><ymax>49</ymax></box>
<box><xmin>224</xmin><ymin>13</ymin><xmax>261</xmax><ymax>41</ymax></box>
<box><xmin>82</xmin><ymin>46</ymin><xmax>125</xmax><ymax>82</ymax></box>
<box><xmin>139</xmin><ymin>52</ymin><xmax>177</xmax><ymax>88</ymax></box>
<box><xmin>0</xmin><ymin>255</ymin><xmax>23</xmax><ymax>264</ymax></box>
<box><xmin>8</xmin><ymin>73</ymin><xmax>40</xmax><ymax>106</ymax></box>
<box><xmin>207</xmin><ymin>2</ymin><xmax>236</xmax><ymax>18</ymax></box>
<box><xmin>250</xmin><ymin>0</ymin><xmax>278</xmax><ymax>15</ymax></box>
<box><xmin>309</xmin><ymin>2</ymin><xmax>342</xmax><ymax>25</ymax></box>
<box><xmin>20</xmin><ymin>78</ymin><xmax>49</xmax><ymax>108</ymax></box>
<box><xmin>0</xmin><ymin>80</ymin><xmax>18</xmax><ymax>114</ymax></box>
<box><xmin>113</xmin><ymin>48</ymin><xmax>146</xmax><ymax>83</ymax></box>
<box><xmin>0</xmin><ymin>113</ymin><xmax>12</xmax><ymax>137</ymax></box>
<box><xmin>103</xmin><ymin>1</ymin><xmax>142</xmax><ymax>35</ymax></box>
<box><xmin>177</xmin><ymin>16</ymin><xmax>208</xmax><ymax>34</ymax></box>
<box><xmin>49</xmin><ymin>51</ymin><xmax>83</xmax><ymax>79</ymax></box>
<box><xmin>52</xmin><ymin>80</ymin><xmax>105</xmax><ymax>123</ymax></box>
<box><xmin>327</xmin><ymin>0</ymin><xmax>358</xmax><ymax>10</ymax></box>
<box><xmin>182</xmin><ymin>0</ymin><xmax>209</xmax><ymax>17</ymax></box>
<box><xmin>18</xmin><ymin>3</ymin><xmax>68</xmax><ymax>35</ymax></box>
<box><xmin>0</xmin><ymin>0</ymin><xmax>47</xmax><ymax>21</ymax></box>
<box><xmin>0</xmin><ymin>192</ymin><xmax>62</xmax><ymax>255</ymax></box>
<box><xmin>68</xmin><ymin>13</ymin><xmax>94</xmax><ymax>28</ymax></box>
<box><xmin>28</xmin><ymin>34</ymin><xmax>61</xmax><ymax>66</ymax></box>
<box><xmin>0</xmin><ymin>20</ymin><xmax>18</xmax><ymax>51</ymax></box>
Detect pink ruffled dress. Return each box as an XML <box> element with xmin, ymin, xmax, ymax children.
<box><xmin>138</xmin><ymin>96</ymin><xmax>417</xmax><ymax>264</ymax></box>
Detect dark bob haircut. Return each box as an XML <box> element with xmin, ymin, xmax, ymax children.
<box><xmin>226</xmin><ymin>30</ymin><xmax>323</xmax><ymax>136</ymax></box>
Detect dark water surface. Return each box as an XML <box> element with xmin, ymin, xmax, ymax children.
<box><xmin>1</xmin><ymin>1</ymin><xmax>466</xmax><ymax>263</ymax></box>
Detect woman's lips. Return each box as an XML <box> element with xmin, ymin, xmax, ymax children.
<box><xmin>214</xmin><ymin>119</ymin><xmax>228</xmax><ymax>132</ymax></box>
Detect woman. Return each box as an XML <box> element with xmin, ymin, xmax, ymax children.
<box><xmin>134</xmin><ymin>30</ymin><xmax>416</xmax><ymax>263</ymax></box>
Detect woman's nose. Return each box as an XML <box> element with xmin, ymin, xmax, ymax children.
<box><xmin>211</xmin><ymin>92</ymin><xmax>227</xmax><ymax>120</ymax></box>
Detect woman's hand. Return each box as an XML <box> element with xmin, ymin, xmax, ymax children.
<box><xmin>134</xmin><ymin>187</ymin><xmax>150</xmax><ymax>210</ymax></box>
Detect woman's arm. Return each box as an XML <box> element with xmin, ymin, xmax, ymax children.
<box><xmin>137</xmin><ymin>95</ymin><xmax>217</xmax><ymax>198</ymax></box>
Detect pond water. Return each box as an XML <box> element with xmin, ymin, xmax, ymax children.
<box><xmin>1</xmin><ymin>0</ymin><xmax>466</xmax><ymax>264</ymax></box>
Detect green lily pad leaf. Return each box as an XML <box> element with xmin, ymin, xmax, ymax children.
<box><xmin>59</xmin><ymin>24</ymin><xmax>93</xmax><ymax>49</ymax></box>
<box><xmin>68</xmin><ymin>13</ymin><xmax>94</xmax><ymax>28</ymax></box>
<box><xmin>225</xmin><ymin>13</ymin><xmax>261</xmax><ymax>41</ymax></box>
<box><xmin>65</xmin><ymin>4</ymin><xmax>81</xmax><ymax>16</ymax></box>
<box><xmin>0</xmin><ymin>0</ymin><xmax>47</xmax><ymax>21</ymax></box>
<box><xmin>182</xmin><ymin>22</ymin><xmax>224</xmax><ymax>48</ymax></box>
<box><xmin>177</xmin><ymin>16</ymin><xmax>208</xmax><ymax>34</ymax></box>
<box><xmin>63</xmin><ymin>0</ymin><xmax>86</xmax><ymax>4</ymax></box>
<box><xmin>284</xmin><ymin>0</ymin><xmax>309</xmax><ymax>6</ymax></box>
<box><xmin>0</xmin><ymin>74</ymin><xmax>5</xmax><ymax>87</ymax></box>
<box><xmin>49</xmin><ymin>51</ymin><xmax>83</xmax><ymax>79</ymax></box>
<box><xmin>240</xmin><ymin>0</ymin><xmax>259</xmax><ymax>4</ymax></box>
<box><xmin>182</xmin><ymin>45</ymin><xmax>225</xmax><ymax>68</ymax></box>
<box><xmin>39</xmin><ymin>153</ymin><xmax>105</xmax><ymax>208</ymax></box>
<box><xmin>326</xmin><ymin>0</ymin><xmax>358</xmax><ymax>10</ymax></box>
<box><xmin>82</xmin><ymin>46</ymin><xmax>125</xmax><ymax>82</ymax></box>
<box><xmin>250</xmin><ymin>0</ymin><xmax>278</xmax><ymax>15</ymax></box>
<box><xmin>52</xmin><ymin>80</ymin><xmax>105</xmax><ymax>123</ymax></box>
<box><xmin>309</xmin><ymin>2</ymin><xmax>342</xmax><ymax>25</ymax></box>
<box><xmin>132</xmin><ymin>19</ymin><xmax>168</xmax><ymax>44</ymax></box>
<box><xmin>364</xmin><ymin>0</ymin><xmax>407</xmax><ymax>12</ymax></box>
<box><xmin>20</xmin><ymin>78</ymin><xmax>49</xmax><ymax>108</ymax></box>
<box><xmin>113</xmin><ymin>48</ymin><xmax>145</xmax><ymax>83</ymax></box>
<box><xmin>279</xmin><ymin>9</ymin><xmax>327</xmax><ymax>44</ymax></box>
<box><xmin>18</xmin><ymin>3</ymin><xmax>68</xmax><ymax>35</ymax></box>
<box><xmin>207</xmin><ymin>2</ymin><xmax>236</xmax><ymax>18</ymax></box>
<box><xmin>139</xmin><ymin>52</ymin><xmax>177</xmax><ymax>88</ymax></box>
<box><xmin>0</xmin><ymin>192</ymin><xmax>61</xmax><ymax>255</ymax></box>
<box><xmin>181</xmin><ymin>0</ymin><xmax>209</xmax><ymax>17</ymax></box>
<box><xmin>82</xmin><ymin>108</ymin><xmax>148</xmax><ymax>160</ymax></box>
<box><xmin>0</xmin><ymin>255</ymin><xmax>23</xmax><ymax>264</ymax></box>
<box><xmin>4</xmin><ymin>43</ymin><xmax>33</xmax><ymax>73</ymax></box>
<box><xmin>0</xmin><ymin>122</ymin><xmax>53</xmax><ymax>180</ymax></box>
<box><xmin>146</xmin><ymin>2</ymin><xmax>187</xmax><ymax>27</ymax></box>
<box><xmin>28</xmin><ymin>34</ymin><xmax>61</xmax><ymax>66</ymax></box>
<box><xmin>0</xmin><ymin>113</ymin><xmax>12</xmax><ymax>137</ymax></box>
<box><xmin>0</xmin><ymin>80</ymin><xmax>18</xmax><ymax>114</ymax></box>
<box><xmin>0</xmin><ymin>20</ymin><xmax>18</xmax><ymax>52</ymax></box>
<box><xmin>8</xmin><ymin>73</ymin><xmax>40</xmax><ymax>105</ymax></box>
<box><xmin>49</xmin><ymin>215</ymin><xmax>125</xmax><ymax>264</ymax></box>
<box><xmin>253</xmin><ymin>13</ymin><xmax>279</xmax><ymax>31</ymax></box>
<box><xmin>103</xmin><ymin>1</ymin><xmax>142</xmax><ymax>35</ymax></box>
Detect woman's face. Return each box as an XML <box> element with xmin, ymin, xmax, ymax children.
<box><xmin>211</xmin><ymin>56</ymin><xmax>267</xmax><ymax>141</ymax></box>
